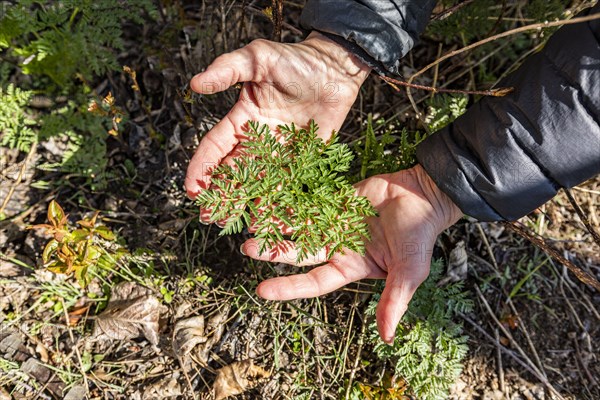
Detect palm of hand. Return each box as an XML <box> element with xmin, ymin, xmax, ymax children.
<box><xmin>242</xmin><ymin>166</ymin><xmax>458</xmax><ymax>343</ymax></box>
<box><xmin>185</xmin><ymin>34</ymin><xmax>368</xmax><ymax>198</ymax></box>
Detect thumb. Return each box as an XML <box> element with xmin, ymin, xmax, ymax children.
<box><xmin>375</xmin><ymin>256</ymin><xmax>431</xmax><ymax>344</ymax></box>
<box><xmin>190</xmin><ymin>44</ymin><xmax>263</xmax><ymax>94</ymax></box>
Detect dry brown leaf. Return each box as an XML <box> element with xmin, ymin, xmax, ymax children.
<box><xmin>173</xmin><ymin>315</ymin><xmax>207</xmax><ymax>356</ymax></box>
<box><xmin>213</xmin><ymin>359</ymin><xmax>270</xmax><ymax>400</ymax></box>
<box><xmin>438</xmin><ymin>240</ymin><xmax>468</xmax><ymax>286</ymax></box>
<box><xmin>92</xmin><ymin>282</ymin><xmax>165</xmax><ymax>345</ymax></box>
<box><xmin>142</xmin><ymin>375</ymin><xmax>182</xmax><ymax>400</ymax></box>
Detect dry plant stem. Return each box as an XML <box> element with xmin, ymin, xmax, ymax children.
<box><xmin>473</xmin><ymin>286</ymin><xmax>565</xmax><ymax>399</ymax></box>
<box><xmin>460</xmin><ymin>312</ymin><xmax>566</xmax><ymax>400</ymax></box>
<box><xmin>476</xmin><ymin>223</ymin><xmax>546</xmax><ymax>376</ymax></box>
<box><xmin>61</xmin><ymin>299</ymin><xmax>90</xmax><ymax>397</ymax></box>
<box><xmin>409</xmin><ymin>12</ymin><xmax>600</xmax><ymax>83</ymax></box>
<box><xmin>475</xmin><ymin>223</ymin><xmax>500</xmax><ymax>270</ymax></box>
<box><xmin>244</xmin><ymin>5</ymin><xmax>302</xmax><ymax>35</ymax></box>
<box><xmin>344</xmin><ymin>294</ymin><xmax>366</xmax><ymax>400</ymax></box>
<box><xmin>503</xmin><ymin>221</ymin><xmax>600</xmax><ymax>291</ymax></box>
<box><xmin>563</xmin><ymin>188</ymin><xmax>600</xmax><ymax>248</ymax></box>
<box><xmin>380</xmin><ymin>75</ymin><xmax>513</xmax><ymax>97</ymax></box>
<box><xmin>494</xmin><ymin>328</ymin><xmax>506</xmax><ymax>395</ymax></box>
<box><xmin>0</xmin><ymin>145</ymin><xmax>36</xmax><ymax>216</ymax></box>
<box><xmin>271</xmin><ymin>0</ymin><xmax>283</xmax><ymax>42</ymax></box>
<box><xmin>506</xmin><ymin>298</ymin><xmax>546</xmax><ymax>376</ymax></box>
<box><xmin>431</xmin><ymin>0</ymin><xmax>476</xmax><ymax>21</ymax></box>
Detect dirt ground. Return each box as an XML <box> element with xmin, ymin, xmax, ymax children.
<box><xmin>1</xmin><ymin>1</ymin><xmax>599</xmax><ymax>399</ymax></box>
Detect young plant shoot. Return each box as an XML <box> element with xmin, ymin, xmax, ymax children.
<box><xmin>195</xmin><ymin>121</ymin><xmax>377</xmax><ymax>263</ymax></box>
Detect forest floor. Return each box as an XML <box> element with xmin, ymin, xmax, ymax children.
<box><xmin>1</xmin><ymin>1</ymin><xmax>599</xmax><ymax>399</ymax></box>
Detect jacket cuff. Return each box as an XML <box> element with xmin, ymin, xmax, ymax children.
<box><xmin>416</xmin><ymin>114</ymin><xmax>560</xmax><ymax>222</ymax></box>
<box><xmin>300</xmin><ymin>0</ymin><xmax>436</xmax><ymax>75</ymax></box>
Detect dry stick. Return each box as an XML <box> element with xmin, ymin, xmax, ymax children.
<box><xmin>271</xmin><ymin>0</ymin><xmax>283</xmax><ymax>42</ymax></box>
<box><xmin>0</xmin><ymin>145</ymin><xmax>36</xmax><ymax>216</ymax></box>
<box><xmin>409</xmin><ymin>12</ymin><xmax>600</xmax><ymax>83</ymax></box>
<box><xmin>563</xmin><ymin>188</ymin><xmax>600</xmax><ymax>249</ymax></box>
<box><xmin>473</xmin><ymin>286</ymin><xmax>565</xmax><ymax>399</ymax></box>
<box><xmin>503</xmin><ymin>221</ymin><xmax>600</xmax><ymax>291</ymax></box>
<box><xmin>344</xmin><ymin>294</ymin><xmax>366</xmax><ymax>400</ymax></box>
<box><xmin>494</xmin><ymin>328</ymin><xmax>506</xmax><ymax>396</ymax></box>
<box><xmin>460</xmin><ymin>312</ymin><xmax>565</xmax><ymax>400</ymax></box>
<box><xmin>380</xmin><ymin>75</ymin><xmax>513</xmax><ymax>97</ymax></box>
<box><xmin>431</xmin><ymin>0</ymin><xmax>476</xmax><ymax>21</ymax></box>
<box><xmin>60</xmin><ymin>299</ymin><xmax>90</xmax><ymax>397</ymax></box>
<box><xmin>403</xmin><ymin>12</ymin><xmax>600</xmax><ymax>118</ymax></box>
<box><xmin>475</xmin><ymin>223</ymin><xmax>547</xmax><ymax>377</ymax></box>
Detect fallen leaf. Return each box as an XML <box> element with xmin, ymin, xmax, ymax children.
<box><xmin>213</xmin><ymin>359</ymin><xmax>270</xmax><ymax>400</ymax></box>
<box><xmin>142</xmin><ymin>375</ymin><xmax>182</xmax><ymax>400</ymax></box>
<box><xmin>198</xmin><ymin>304</ymin><xmax>230</xmax><ymax>362</ymax></box>
<box><xmin>173</xmin><ymin>315</ymin><xmax>207</xmax><ymax>356</ymax></box>
<box><xmin>438</xmin><ymin>240</ymin><xmax>468</xmax><ymax>286</ymax></box>
<box><xmin>92</xmin><ymin>282</ymin><xmax>165</xmax><ymax>346</ymax></box>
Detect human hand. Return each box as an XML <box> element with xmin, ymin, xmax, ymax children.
<box><xmin>185</xmin><ymin>32</ymin><xmax>371</xmax><ymax>202</ymax></box>
<box><xmin>240</xmin><ymin>165</ymin><xmax>463</xmax><ymax>343</ymax></box>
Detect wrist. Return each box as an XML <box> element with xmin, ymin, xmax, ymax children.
<box><xmin>409</xmin><ymin>164</ymin><xmax>463</xmax><ymax>232</ymax></box>
<box><xmin>303</xmin><ymin>31</ymin><xmax>371</xmax><ymax>88</ymax></box>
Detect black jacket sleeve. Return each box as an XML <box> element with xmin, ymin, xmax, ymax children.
<box><xmin>300</xmin><ymin>0</ymin><xmax>436</xmax><ymax>75</ymax></box>
<box><xmin>416</xmin><ymin>4</ymin><xmax>600</xmax><ymax>221</ymax></box>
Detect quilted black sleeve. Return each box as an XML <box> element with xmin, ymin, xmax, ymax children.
<box><xmin>300</xmin><ymin>0</ymin><xmax>437</xmax><ymax>75</ymax></box>
<box><xmin>416</xmin><ymin>4</ymin><xmax>600</xmax><ymax>221</ymax></box>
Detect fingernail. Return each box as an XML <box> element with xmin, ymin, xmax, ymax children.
<box><xmin>199</xmin><ymin>218</ymin><xmax>210</xmax><ymax>225</ymax></box>
<box><xmin>384</xmin><ymin>336</ymin><xmax>395</xmax><ymax>345</ymax></box>
<box><xmin>240</xmin><ymin>245</ymin><xmax>246</xmax><ymax>256</ymax></box>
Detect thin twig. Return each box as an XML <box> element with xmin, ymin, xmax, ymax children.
<box><xmin>409</xmin><ymin>12</ymin><xmax>600</xmax><ymax>83</ymax></box>
<box><xmin>494</xmin><ymin>328</ymin><xmax>506</xmax><ymax>396</ymax></box>
<box><xmin>431</xmin><ymin>0</ymin><xmax>476</xmax><ymax>21</ymax></box>
<box><xmin>563</xmin><ymin>188</ymin><xmax>600</xmax><ymax>248</ymax></box>
<box><xmin>503</xmin><ymin>221</ymin><xmax>600</xmax><ymax>291</ymax></box>
<box><xmin>473</xmin><ymin>286</ymin><xmax>565</xmax><ymax>399</ymax></box>
<box><xmin>380</xmin><ymin>75</ymin><xmax>513</xmax><ymax>97</ymax></box>
<box><xmin>60</xmin><ymin>299</ymin><xmax>90</xmax><ymax>397</ymax></box>
<box><xmin>460</xmin><ymin>312</ymin><xmax>565</xmax><ymax>399</ymax></box>
<box><xmin>271</xmin><ymin>0</ymin><xmax>283</xmax><ymax>42</ymax></box>
<box><xmin>345</xmin><ymin>293</ymin><xmax>366</xmax><ymax>400</ymax></box>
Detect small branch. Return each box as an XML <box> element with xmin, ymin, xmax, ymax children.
<box><xmin>474</xmin><ymin>286</ymin><xmax>565</xmax><ymax>398</ymax></box>
<box><xmin>431</xmin><ymin>0</ymin><xmax>476</xmax><ymax>21</ymax></box>
<box><xmin>380</xmin><ymin>75</ymin><xmax>513</xmax><ymax>97</ymax></box>
<box><xmin>410</xmin><ymin>12</ymin><xmax>600</xmax><ymax>83</ymax></box>
<box><xmin>460</xmin><ymin>311</ymin><xmax>565</xmax><ymax>400</ymax></box>
<box><xmin>503</xmin><ymin>221</ymin><xmax>600</xmax><ymax>291</ymax></box>
<box><xmin>271</xmin><ymin>0</ymin><xmax>283</xmax><ymax>42</ymax></box>
<box><xmin>563</xmin><ymin>188</ymin><xmax>600</xmax><ymax>249</ymax></box>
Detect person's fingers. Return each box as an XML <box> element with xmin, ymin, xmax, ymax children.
<box><xmin>190</xmin><ymin>45</ymin><xmax>261</xmax><ymax>94</ymax></box>
<box><xmin>241</xmin><ymin>238</ymin><xmax>328</xmax><ymax>267</ymax></box>
<box><xmin>185</xmin><ymin>116</ymin><xmax>243</xmax><ymax>197</ymax></box>
<box><xmin>375</xmin><ymin>260</ymin><xmax>430</xmax><ymax>344</ymax></box>
<box><xmin>377</xmin><ymin>245</ymin><xmax>431</xmax><ymax>343</ymax></box>
<box><xmin>255</xmin><ymin>261</ymin><xmax>373</xmax><ymax>300</ymax></box>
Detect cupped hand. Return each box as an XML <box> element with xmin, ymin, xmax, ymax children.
<box><xmin>240</xmin><ymin>165</ymin><xmax>463</xmax><ymax>343</ymax></box>
<box><xmin>185</xmin><ymin>32</ymin><xmax>371</xmax><ymax>198</ymax></box>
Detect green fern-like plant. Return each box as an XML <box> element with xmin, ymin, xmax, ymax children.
<box><xmin>424</xmin><ymin>94</ymin><xmax>468</xmax><ymax>133</ymax></box>
<box><xmin>353</xmin><ymin>115</ymin><xmax>428</xmax><ymax>180</ymax></box>
<box><xmin>195</xmin><ymin>121</ymin><xmax>377</xmax><ymax>262</ymax></box>
<box><xmin>0</xmin><ymin>84</ymin><xmax>37</xmax><ymax>152</ymax></box>
<box><xmin>0</xmin><ymin>0</ymin><xmax>157</xmax><ymax>87</ymax></box>
<box><xmin>367</xmin><ymin>259</ymin><xmax>473</xmax><ymax>400</ymax></box>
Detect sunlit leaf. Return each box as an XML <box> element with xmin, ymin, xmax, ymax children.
<box><xmin>48</xmin><ymin>200</ymin><xmax>66</xmax><ymax>228</ymax></box>
<box><xmin>42</xmin><ymin>239</ymin><xmax>59</xmax><ymax>263</ymax></box>
<box><xmin>95</xmin><ymin>225</ymin><xmax>115</xmax><ymax>241</ymax></box>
